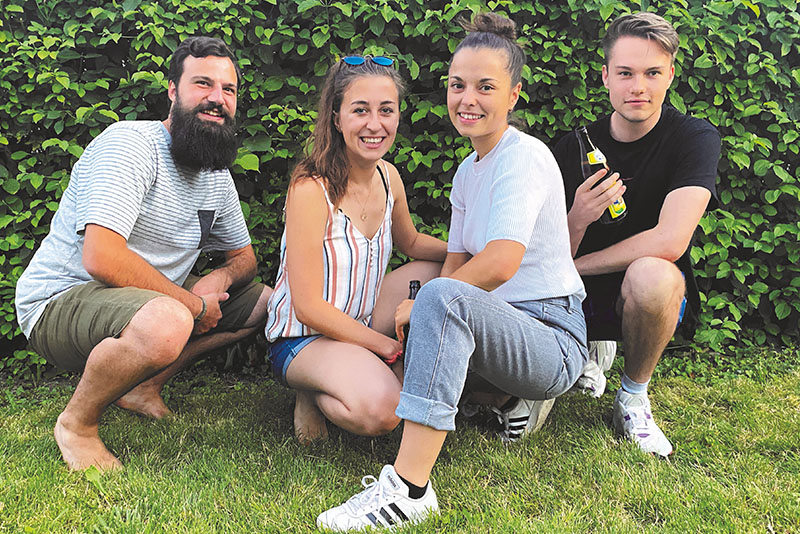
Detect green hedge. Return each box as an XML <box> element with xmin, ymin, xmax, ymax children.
<box><xmin>1</xmin><ymin>0</ymin><xmax>798</xmax><ymax>379</ymax></box>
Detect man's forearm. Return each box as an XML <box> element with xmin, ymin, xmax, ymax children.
<box><xmin>214</xmin><ymin>246</ymin><xmax>257</xmax><ymax>290</ymax></box>
<box><xmin>87</xmin><ymin>244</ymin><xmax>204</xmax><ymax>316</ymax></box>
<box><xmin>574</xmin><ymin>226</ymin><xmax>683</xmax><ymax>276</ymax></box>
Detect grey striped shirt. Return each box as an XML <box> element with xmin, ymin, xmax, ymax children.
<box><xmin>15</xmin><ymin>121</ymin><xmax>251</xmax><ymax>337</ymax></box>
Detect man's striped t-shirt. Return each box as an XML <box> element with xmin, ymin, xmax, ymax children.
<box><xmin>15</xmin><ymin>121</ymin><xmax>251</xmax><ymax>337</ymax></box>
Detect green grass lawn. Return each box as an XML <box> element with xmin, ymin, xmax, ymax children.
<box><xmin>1</xmin><ymin>351</ymin><xmax>799</xmax><ymax>534</ymax></box>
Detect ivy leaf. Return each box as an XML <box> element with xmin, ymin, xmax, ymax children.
<box><xmin>333</xmin><ymin>2</ymin><xmax>352</xmax><ymax>16</ymax></box>
<box><xmin>264</xmin><ymin>77</ymin><xmax>284</xmax><ymax>91</ymax></box>
<box><xmin>774</xmin><ymin>166</ymin><xmax>792</xmax><ymax>182</ymax></box>
<box><xmin>752</xmin><ymin>282</ymin><xmax>769</xmax><ymax>294</ymax></box>
<box><xmin>408</xmin><ymin>60</ymin><xmax>420</xmax><ymax>80</ymax></box>
<box><xmin>764</xmin><ymin>190</ymin><xmax>781</xmax><ymax>204</ymax></box>
<box><xmin>312</xmin><ymin>31</ymin><xmax>329</xmax><ymax>48</ymax></box>
<box><xmin>774</xmin><ymin>300</ymin><xmax>790</xmax><ymax>320</ymax></box>
<box><xmin>122</xmin><ymin>0</ymin><xmax>142</xmax><ymax>11</ymax></box>
<box><xmin>335</xmin><ymin>21</ymin><xmax>355</xmax><ymax>39</ymax></box>
<box><xmin>729</xmin><ymin>151</ymin><xmax>750</xmax><ymax>169</ymax></box>
<box><xmin>753</xmin><ymin>159</ymin><xmax>771</xmax><ymax>176</ymax></box>
<box><xmin>599</xmin><ymin>4</ymin><xmax>615</xmax><ymax>22</ymax></box>
<box><xmin>741</xmin><ymin>0</ymin><xmax>760</xmax><ymax>17</ymax></box>
<box><xmin>694</xmin><ymin>54</ymin><xmax>713</xmax><ymax>69</ymax></box>
<box><xmin>236</xmin><ymin>154</ymin><xmax>260</xmax><ymax>171</ymax></box>
<box><xmin>297</xmin><ymin>0</ymin><xmax>320</xmax><ymax>13</ymax></box>
<box><xmin>369</xmin><ymin>16</ymin><xmax>385</xmax><ymax>36</ymax></box>
<box><xmin>2</xmin><ymin>179</ymin><xmax>20</xmax><ymax>195</ymax></box>
<box><xmin>742</xmin><ymin>104</ymin><xmax>761</xmax><ymax>117</ymax></box>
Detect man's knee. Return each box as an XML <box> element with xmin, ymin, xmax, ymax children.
<box><xmin>621</xmin><ymin>257</ymin><xmax>684</xmax><ymax>312</ymax></box>
<box><xmin>217</xmin><ymin>282</ymin><xmax>271</xmax><ymax>331</ymax></box>
<box><xmin>122</xmin><ymin>297</ymin><xmax>194</xmax><ymax>366</ymax></box>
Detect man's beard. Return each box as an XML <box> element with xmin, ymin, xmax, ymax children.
<box><xmin>168</xmin><ymin>96</ymin><xmax>238</xmax><ymax>171</ymax></box>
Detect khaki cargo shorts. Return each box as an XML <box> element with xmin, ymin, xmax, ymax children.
<box><xmin>29</xmin><ymin>275</ymin><xmax>264</xmax><ymax>373</ymax></box>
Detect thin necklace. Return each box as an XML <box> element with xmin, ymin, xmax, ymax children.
<box><xmin>354</xmin><ymin>173</ymin><xmax>375</xmax><ymax>221</ymax></box>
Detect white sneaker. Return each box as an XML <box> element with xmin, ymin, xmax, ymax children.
<box><xmin>572</xmin><ymin>341</ymin><xmax>617</xmax><ymax>397</ymax></box>
<box><xmin>316</xmin><ymin>465</ymin><xmax>438</xmax><ymax>531</ymax></box>
<box><xmin>492</xmin><ymin>397</ymin><xmax>555</xmax><ymax>443</ymax></box>
<box><xmin>612</xmin><ymin>389</ymin><xmax>673</xmax><ymax>457</ymax></box>
<box><xmin>593</xmin><ymin>340</ymin><xmax>617</xmax><ymax>373</ymax></box>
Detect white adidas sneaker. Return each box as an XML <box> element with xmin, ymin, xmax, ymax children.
<box><xmin>492</xmin><ymin>397</ymin><xmax>555</xmax><ymax>443</ymax></box>
<box><xmin>317</xmin><ymin>464</ymin><xmax>438</xmax><ymax>531</ymax></box>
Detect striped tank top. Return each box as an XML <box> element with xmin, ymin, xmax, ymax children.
<box><xmin>265</xmin><ymin>162</ymin><xmax>394</xmax><ymax>341</ymax></box>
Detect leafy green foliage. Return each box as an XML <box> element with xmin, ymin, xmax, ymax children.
<box><xmin>1</xmin><ymin>0</ymin><xmax>798</xmax><ymax>377</ymax></box>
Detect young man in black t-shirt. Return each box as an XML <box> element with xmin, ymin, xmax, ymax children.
<box><xmin>552</xmin><ymin>12</ymin><xmax>721</xmax><ymax>456</ymax></box>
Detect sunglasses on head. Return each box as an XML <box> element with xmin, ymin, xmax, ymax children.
<box><xmin>342</xmin><ymin>55</ymin><xmax>394</xmax><ymax>67</ymax></box>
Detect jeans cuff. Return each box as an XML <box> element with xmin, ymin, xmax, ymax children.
<box><xmin>395</xmin><ymin>392</ymin><xmax>458</xmax><ymax>431</ymax></box>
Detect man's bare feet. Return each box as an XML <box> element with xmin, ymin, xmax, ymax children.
<box><xmin>54</xmin><ymin>413</ymin><xmax>122</xmax><ymax>472</ymax></box>
<box><xmin>114</xmin><ymin>383</ymin><xmax>171</xmax><ymax>419</ymax></box>
<box><xmin>294</xmin><ymin>390</ymin><xmax>328</xmax><ymax>445</ymax></box>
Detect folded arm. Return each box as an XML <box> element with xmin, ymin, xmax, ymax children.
<box><xmin>573</xmin><ymin>186</ymin><xmax>711</xmax><ymax>276</ymax></box>
<box><xmin>81</xmin><ymin>223</ymin><xmax>234</xmax><ymax>333</ymax></box>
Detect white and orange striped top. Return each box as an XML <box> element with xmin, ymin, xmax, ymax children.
<box><xmin>265</xmin><ymin>163</ymin><xmax>394</xmax><ymax>341</ymax></box>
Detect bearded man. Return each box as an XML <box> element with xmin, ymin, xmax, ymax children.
<box><xmin>15</xmin><ymin>37</ymin><xmax>272</xmax><ymax>471</ymax></box>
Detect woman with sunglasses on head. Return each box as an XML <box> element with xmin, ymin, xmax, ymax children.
<box><xmin>317</xmin><ymin>13</ymin><xmax>588</xmax><ymax>531</ymax></box>
<box><xmin>265</xmin><ymin>55</ymin><xmax>446</xmax><ymax>444</ymax></box>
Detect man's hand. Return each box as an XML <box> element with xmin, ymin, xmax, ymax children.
<box><xmin>192</xmin><ymin>291</ymin><xmax>229</xmax><ymax>335</ymax></box>
<box><xmin>569</xmin><ymin>169</ymin><xmax>626</xmax><ymax>229</ymax></box>
<box><xmin>189</xmin><ymin>270</ymin><xmax>231</xmax><ymax>298</ymax></box>
<box><xmin>394</xmin><ymin>299</ymin><xmax>414</xmax><ymax>342</ymax></box>
<box><xmin>567</xmin><ymin>169</ymin><xmax>626</xmax><ymax>256</ymax></box>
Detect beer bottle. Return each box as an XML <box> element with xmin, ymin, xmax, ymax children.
<box><xmin>576</xmin><ymin>126</ymin><xmax>627</xmax><ymax>224</ymax></box>
<box><xmin>402</xmin><ymin>280</ymin><xmax>421</xmax><ymax>355</ymax></box>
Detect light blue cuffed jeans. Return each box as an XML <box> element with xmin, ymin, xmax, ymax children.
<box><xmin>396</xmin><ymin>278</ymin><xmax>588</xmax><ymax>431</ymax></box>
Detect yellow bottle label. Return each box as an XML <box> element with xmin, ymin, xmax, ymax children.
<box><xmin>608</xmin><ymin>197</ymin><xmax>626</xmax><ymax>218</ymax></box>
<box><xmin>587</xmin><ymin>150</ymin><xmax>606</xmax><ymax>166</ymax></box>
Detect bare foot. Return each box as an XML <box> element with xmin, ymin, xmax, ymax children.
<box><xmin>294</xmin><ymin>391</ymin><xmax>328</xmax><ymax>445</ymax></box>
<box><xmin>54</xmin><ymin>413</ymin><xmax>123</xmax><ymax>472</ymax></box>
<box><xmin>115</xmin><ymin>383</ymin><xmax>171</xmax><ymax>419</ymax></box>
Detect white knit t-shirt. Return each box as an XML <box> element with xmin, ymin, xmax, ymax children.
<box><xmin>448</xmin><ymin>126</ymin><xmax>585</xmax><ymax>303</ymax></box>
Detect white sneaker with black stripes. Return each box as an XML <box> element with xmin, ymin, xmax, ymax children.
<box><xmin>316</xmin><ymin>464</ymin><xmax>438</xmax><ymax>532</ymax></box>
<box><xmin>492</xmin><ymin>397</ymin><xmax>555</xmax><ymax>443</ymax></box>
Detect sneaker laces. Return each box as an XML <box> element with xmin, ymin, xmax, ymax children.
<box><xmin>344</xmin><ymin>475</ymin><xmax>389</xmax><ymax>516</ymax></box>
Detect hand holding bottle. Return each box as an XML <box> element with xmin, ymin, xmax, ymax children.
<box><xmin>576</xmin><ymin>126</ymin><xmax>627</xmax><ymax>224</ymax></box>
<box><xmin>568</xmin><ymin>168</ymin><xmax>626</xmax><ymax>231</ymax></box>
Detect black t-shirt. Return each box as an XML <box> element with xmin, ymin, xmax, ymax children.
<box><xmin>551</xmin><ymin>105</ymin><xmax>721</xmax><ymax>327</ymax></box>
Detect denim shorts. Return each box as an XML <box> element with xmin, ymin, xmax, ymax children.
<box><xmin>267</xmin><ymin>335</ymin><xmax>322</xmax><ymax>386</ymax></box>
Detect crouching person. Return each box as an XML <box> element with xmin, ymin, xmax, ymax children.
<box><xmin>14</xmin><ymin>36</ymin><xmax>272</xmax><ymax>471</ymax></box>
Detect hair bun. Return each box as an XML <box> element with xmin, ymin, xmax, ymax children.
<box><xmin>461</xmin><ymin>12</ymin><xmax>517</xmax><ymax>41</ymax></box>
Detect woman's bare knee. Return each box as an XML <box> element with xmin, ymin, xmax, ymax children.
<box><xmin>357</xmin><ymin>399</ymin><xmax>401</xmax><ymax>435</ymax></box>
